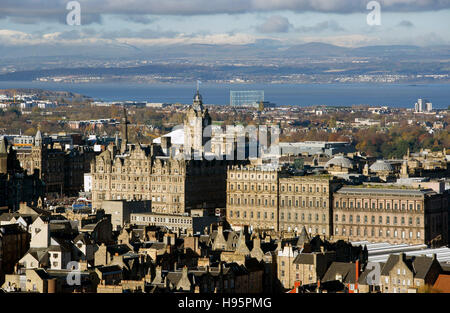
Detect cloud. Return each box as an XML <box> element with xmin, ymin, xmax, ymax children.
<box><xmin>397</xmin><ymin>20</ymin><xmax>414</xmax><ymax>28</ymax></box>
<box><xmin>1</xmin><ymin>0</ymin><xmax>450</xmax><ymax>24</ymax></box>
<box><xmin>296</xmin><ymin>20</ymin><xmax>346</xmax><ymax>33</ymax></box>
<box><xmin>0</xmin><ymin>28</ymin><xmax>256</xmax><ymax>46</ymax></box>
<box><xmin>256</xmin><ymin>15</ymin><xmax>293</xmax><ymax>33</ymax></box>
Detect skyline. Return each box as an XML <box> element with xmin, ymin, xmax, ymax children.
<box><xmin>0</xmin><ymin>1</ymin><xmax>450</xmax><ymax>58</ymax></box>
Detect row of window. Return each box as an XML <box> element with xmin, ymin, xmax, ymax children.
<box><xmin>335</xmin><ymin>214</ymin><xmax>421</xmax><ymax>226</ymax></box>
<box><xmin>228</xmin><ymin>197</ymin><xmax>328</xmax><ymax>208</ymax></box>
<box><xmin>280</xmin><ymin>212</ymin><xmax>327</xmax><ymax>223</ymax></box>
<box><xmin>335</xmin><ymin>200</ymin><xmax>421</xmax><ymax>211</ymax></box>
<box><xmin>280</xmin><ymin>185</ymin><xmax>327</xmax><ymax>194</ymax></box>
<box><xmin>131</xmin><ymin>215</ymin><xmax>191</xmax><ymax>225</ymax></box>
<box><xmin>280</xmin><ymin>198</ymin><xmax>327</xmax><ymax>208</ymax></box>
<box><xmin>230</xmin><ymin>183</ymin><xmax>276</xmax><ymax>192</ymax></box>
<box><xmin>229</xmin><ymin>198</ymin><xmax>276</xmax><ymax>206</ymax></box>
<box><xmin>229</xmin><ymin>210</ymin><xmax>275</xmax><ymax>220</ymax></box>
<box><xmin>334</xmin><ymin>227</ymin><xmax>421</xmax><ymax>239</ymax></box>
<box><xmin>230</xmin><ymin>173</ymin><xmax>276</xmax><ymax>180</ymax></box>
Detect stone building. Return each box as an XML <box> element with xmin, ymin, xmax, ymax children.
<box><xmin>278</xmin><ymin>175</ymin><xmax>341</xmax><ymax>235</ymax></box>
<box><xmin>15</xmin><ymin>128</ymin><xmax>65</xmax><ymax>197</ymax></box>
<box><xmin>13</xmin><ymin>128</ymin><xmax>96</xmax><ymax>197</ymax></box>
<box><xmin>226</xmin><ymin>165</ymin><xmax>282</xmax><ymax>231</ymax></box>
<box><xmin>379</xmin><ymin>253</ymin><xmax>442</xmax><ymax>293</ymax></box>
<box><xmin>0</xmin><ymin>137</ymin><xmax>44</xmax><ymax>210</ymax></box>
<box><xmin>91</xmin><ymin>91</ymin><xmax>239</xmax><ymax>213</ymax></box>
<box><xmin>226</xmin><ymin>164</ymin><xmax>341</xmax><ymax>235</ymax></box>
<box><xmin>332</xmin><ymin>186</ymin><xmax>449</xmax><ymax>245</ymax></box>
<box><xmin>0</xmin><ymin>224</ymin><xmax>31</xmax><ymax>285</ymax></box>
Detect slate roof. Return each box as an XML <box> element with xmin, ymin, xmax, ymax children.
<box><xmin>0</xmin><ymin>223</ymin><xmax>27</xmax><ymax>236</ymax></box>
<box><xmin>293</xmin><ymin>253</ymin><xmax>315</xmax><ymax>265</ymax></box>
<box><xmin>322</xmin><ymin>262</ymin><xmax>357</xmax><ymax>284</ymax></box>
<box><xmin>106</xmin><ymin>244</ymin><xmax>132</xmax><ymax>255</ymax></box>
<box><xmin>380</xmin><ymin>254</ymin><xmax>438</xmax><ymax>279</ymax></box>
<box><xmin>97</xmin><ymin>265</ymin><xmax>122</xmax><ymax>274</ymax></box>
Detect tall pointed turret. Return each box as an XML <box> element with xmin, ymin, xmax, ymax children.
<box><xmin>0</xmin><ymin>136</ymin><xmax>8</xmax><ymax>174</ymax></box>
<box><xmin>35</xmin><ymin>125</ymin><xmax>42</xmax><ymax>147</ymax></box>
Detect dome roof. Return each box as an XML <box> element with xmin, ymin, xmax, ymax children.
<box><xmin>369</xmin><ymin>160</ymin><xmax>393</xmax><ymax>172</ymax></box>
<box><xmin>325</xmin><ymin>155</ymin><xmax>354</xmax><ymax>169</ymax></box>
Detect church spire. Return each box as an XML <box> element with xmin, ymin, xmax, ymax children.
<box><xmin>121</xmin><ymin>106</ymin><xmax>128</xmax><ymax>153</ymax></box>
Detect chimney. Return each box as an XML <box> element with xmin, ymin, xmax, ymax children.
<box><xmin>182</xmin><ymin>266</ymin><xmax>188</xmax><ymax>278</ymax></box>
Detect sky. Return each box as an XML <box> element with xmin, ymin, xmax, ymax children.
<box><xmin>0</xmin><ymin>0</ymin><xmax>449</xmax><ymax>50</ymax></box>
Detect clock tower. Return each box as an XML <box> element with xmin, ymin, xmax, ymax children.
<box><xmin>184</xmin><ymin>88</ymin><xmax>211</xmax><ymax>157</ymax></box>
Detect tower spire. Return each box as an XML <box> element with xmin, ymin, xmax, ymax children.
<box><xmin>121</xmin><ymin>106</ymin><xmax>128</xmax><ymax>153</ymax></box>
<box><xmin>35</xmin><ymin>124</ymin><xmax>42</xmax><ymax>147</ymax></box>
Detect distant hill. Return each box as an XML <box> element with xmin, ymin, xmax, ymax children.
<box><xmin>0</xmin><ymin>88</ymin><xmax>91</xmax><ymax>101</ymax></box>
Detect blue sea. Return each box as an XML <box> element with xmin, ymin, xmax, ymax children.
<box><xmin>0</xmin><ymin>81</ymin><xmax>449</xmax><ymax>109</ymax></box>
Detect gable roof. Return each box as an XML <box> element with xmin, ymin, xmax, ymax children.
<box><xmin>380</xmin><ymin>254</ymin><xmax>438</xmax><ymax>279</ymax></box>
<box><xmin>322</xmin><ymin>262</ymin><xmax>357</xmax><ymax>284</ymax></box>
<box><xmin>293</xmin><ymin>253</ymin><xmax>315</xmax><ymax>265</ymax></box>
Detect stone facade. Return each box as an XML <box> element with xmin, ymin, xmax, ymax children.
<box><xmin>279</xmin><ymin>175</ymin><xmax>341</xmax><ymax>236</ymax></box>
<box><xmin>226</xmin><ymin>165</ymin><xmax>341</xmax><ymax>235</ymax></box>
<box><xmin>91</xmin><ymin>92</ymin><xmax>238</xmax><ymax>213</ymax></box>
<box><xmin>380</xmin><ymin>253</ymin><xmax>442</xmax><ymax>293</ymax></box>
<box><xmin>332</xmin><ymin>187</ymin><xmax>449</xmax><ymax>245</ymax></box>
<box><xmin>227</xmin><ymin>165</ymin><xmax>282</xmax><ymax>230</ymax></box>
<box><xmin>14</xmin><ymin>129</ymin><xmax>96</xmax><ymax>197</ymax></box>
